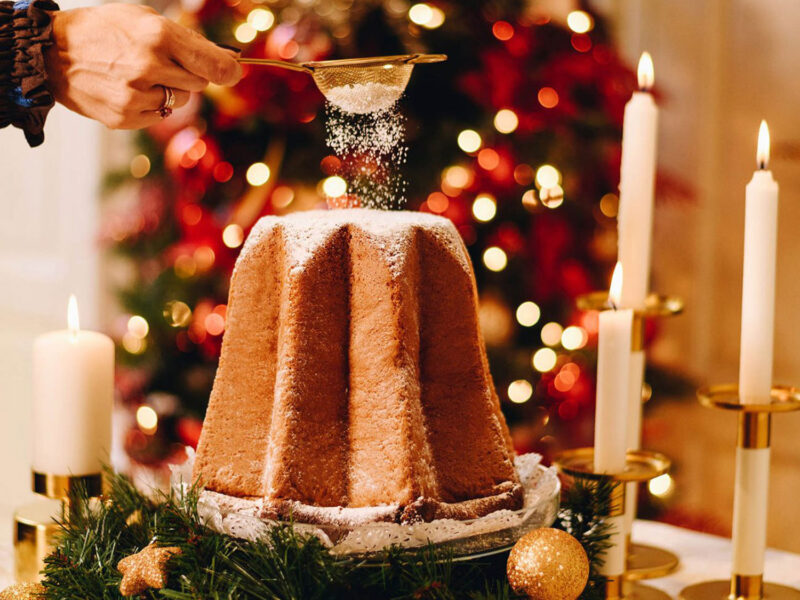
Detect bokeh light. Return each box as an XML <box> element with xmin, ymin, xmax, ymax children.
<box><xmin>272</xmin><ymin>186</ymin><xmax>295</xmax><ymax>209</ymax></box>
<box><xmin>323</xmin><ymin>175</ymin><xmax>348</xmax><ymax>197</ymax></box>
<box><xmin>409</xmin><ymin>3</ymin><xmax>444</xmax><ymax>29</ymax></box>
<box><xmin>427</xmin><ymin>191</ymin><xmax>449</xmax><ymax>213</ymax></box>
<box><xmin>205</xmin><ymin>313</ymin><xmax>225</xmax><ymax>336</ymax></box>
<box><xmin>516</xmin><ymin>301</ymin><xmax>541</xmax><ymax>327</ymax></box>
<box><xmin>649</xmin><ymin>473</ymin><xmax>675</xmax><ymax>498</ymax></box>
<box><xmin>477</xmin><ymin>148</ymin><xmax>500</xmax><ymax>170</ymax></box>
<box><xmin>482</xmin><ymin>246</ymin><xmax>508</xmax><ymax>272</ymax></box>
<box><xmin>472</xmin><ymin>194</ymin><xmax>497</xmax><ymax>222</ymax></box>
<box><xmin>442</xmin><ymin>165</ymin><xmax>472</xmax><ymax>189</ymax></box>
<box><xmin>457</xmin><ymin>129</ymin><xmax>482</xmax><ymax>153</ymax></box>
<box><xmin>234</xmin><ymin>22</ymin><xmax>257</xmax><ymax>43</ymax></box>
<box><xmin>247</xmin><ymin>8</ymin><xmax>274</xmax><ymax>31</ymax></box>
<box><xmin>494</xmin><ymin>109</ymin><xmax>519</xmax><ymax>134</ymax></box>
<box><xmin>599</xmin><ymin>193</ymin><xmax>619</xmax><ymax>217</ymax></box>
<box><xmin>562</xmin><ymin>325</ymin><xmax>588</xmax><ymax>350</ymax></box>
<box><xmin>130</xmin><ymin>154</ymin><xmax>151</xmax><ymax>179</ymax></box>
<box><xmin>567</xmin><ymin>10</ymin><xmax>594</xmax><ymax>34</ymax></box>
<box><xmin>540</xmin><ymin>321</ymin><xmax>563</xmax><ymax>346</ymax></box>
<box><xmin>122</xmin><ymin>332</ymin><xmax>146</xmax><ymax>354</ymax></box>
<box><xmin>136</xmin><ymin>405</ymin><xmax>158</xmax><ymax>435</ymax></box>
<box><xmin>537</xmin><ymin>87</ymin><xmax>559</xmax><ymax>109</ymax></box>
<box><xmin>164</xmin><ymin>301</ymin><xmax>192</xmax><ymax>328</ymax></box>
<box><xmin>532</xmin><ymin>347</ymin><xmax>557</xmax><ymax>372</ymax></box>
<box><xmin>508</xmin><ymin>379</ymin><xmax>533</xmax><ymax>404</ymax></box>
<box><xmin>492</xmin><ymin>20</ymin><xmax>514</xmax><ymax>41</ymax></box>
<box><xmin>222</xmin><ymin>223</ymin><xmax>244</xmax><ymax>248</ymax></box>
<box><xmin>535</xmin><ymin>164</ymin><xmax>561</xmax><ymax>188</ymax></box>
<box><xmin>246</xmin><ymin>162</ymin><xmax>271</xmax><ymax>186</ymax></box>
<box><xmin>540</xmin><ymin>184</ymin><xmax>564</xmax><ymax>208</ymax></box>
<box><xmin>127</xmin><ymin>315</ymin><xmax>149</xmax><ymax>339</ymax></box>
<box><xmin>408</xmin><ymin>3</ymin><xmax>432</xmax><ymax>25</ymax></box>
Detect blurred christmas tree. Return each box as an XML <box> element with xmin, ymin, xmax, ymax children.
<box><xmin>105</xmin><ymin>0</ymin><xmax>664</xmax><ymax>478</ymax></box>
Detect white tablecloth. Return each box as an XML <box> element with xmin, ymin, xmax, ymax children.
<box><xmin>2</xmin><ymin>521</ymin><xmax>799</xmax><ymax>594</ymax></box>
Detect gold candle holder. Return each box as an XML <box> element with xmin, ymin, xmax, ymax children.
<box><xmin>679</xmin><ymin>385</ymin><xmax>800</xmax><ymax>600</ymax></box>
<box><xmin>13</xmin><ymin>471</ymin><xmax>104</xmax><ymax>583</ymax></box>
<box><xmin>577</xmin><ymin>291</ymin><xmax>683</xmax><ymax>580</ymax></box>
<box><xmin>554</xmin><ymin>448</ymin><xmax>672</xmax><ymax>600</ymax></box>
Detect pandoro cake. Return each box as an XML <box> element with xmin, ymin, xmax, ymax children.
<box><xmin>194</xmin><ymin>208</ymin><xmax>522</xmax><ymax>525</ymax></box>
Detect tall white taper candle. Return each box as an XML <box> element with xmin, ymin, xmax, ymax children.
<box><xmin>733</xmin><ymin>121</ymin><xmax>778</xmax><ymax>575</ymax></box>
<box><xmin>618</xmin><ymin>52</ymin><xmax>658</xmax><ymax>532</ymax></box>
<box><xmin>32</xmin><ymin>295</ymin><xmax>115</xmax><ymax>475</ymax></box>
<box><xmin>594</xmin><ymin>263</ymin><xmax>633</xmax><ymax>577</ymax></box>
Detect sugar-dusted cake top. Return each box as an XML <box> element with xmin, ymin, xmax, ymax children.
<box><xmin>240</xmin><ymin>208</ymin><xmax>470</xmax><ymax>276</ymax></box>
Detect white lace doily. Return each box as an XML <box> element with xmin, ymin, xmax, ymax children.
<box><xmin>171</xmin><ymin>449</ymin><xmax>560</xmax><ymax>557</ymax></box>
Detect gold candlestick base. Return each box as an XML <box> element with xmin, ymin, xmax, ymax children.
<box><xmin>554</xmin><ymin>449</ymin><xmax>672</xmax><ymax>598</ymax></box>
<box><xmin>678</xmin><ymin>386</ymin><xmax>800</xmax><ymax>600</ymax></box>
<box><xmin>13</xmin><ymin>471</ymin><xmax>104</xmax><ymax>584</ymax></box>
<box><xmin>602</xmin><ymin>569</ymin><xmax>672</xmax><ymax>600</ymax></box>
<box><xmin>32</xmin><ymin>471</ymin><xmax>104</xmax><ymax>499</ymax></box>
<box><xmin>13</xmin><ymin>499</ymin><xmax>62</xmax><ymax>584</ymax></box>
<box><xmin>554</xmin><ymin>448</ymin><xmax>671</xmax><ymax>483</ymax></box>
<box><xmin>680</xmin><ymin>580</ymin><xmax>800</xmax><ymax>600</ymax></box>
<box><xmin>625</xmin><ymin>542</ymin><xmax>680</xmax><ymax>580</ymax></box>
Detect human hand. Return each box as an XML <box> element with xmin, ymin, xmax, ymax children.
<box><xmin>44</xmin><ymin>3</ymin><xmax>242</xmax><ymax>129</ymax></box>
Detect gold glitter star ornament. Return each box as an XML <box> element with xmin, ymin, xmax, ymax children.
<box><xmin>117</xmin><ymin>542</ymin><xmax>182</xmax><ymax>596</ymax></box>
<box><xmin>0</xmin><ymin>583</ymin><xmax>45</xmax><ymax>599</ymax></box>
<box><xmin>506</xmin><ymin>528</ymin><xmax>589</xmax><ymax>600</ymax></box>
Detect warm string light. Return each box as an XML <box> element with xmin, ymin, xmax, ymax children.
<box><xmin>757</xmin><ymin>120</ymin><xmax>770</xmax><ymax>170</ymax></box>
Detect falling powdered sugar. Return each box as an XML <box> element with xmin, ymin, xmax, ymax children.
<box><xmin>324</xmin><ymin>88</ymin><xmax>408</xmax><ymax>210</ymax></box>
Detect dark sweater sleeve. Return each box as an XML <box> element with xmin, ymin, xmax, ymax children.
<box><xmin>0</xmin><ymin>0</ymin><xmax>59</xmax><ymax>147</ymax></box>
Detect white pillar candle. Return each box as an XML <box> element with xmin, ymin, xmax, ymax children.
<box><xmin>617</xmin><ymin>52</ymin><xmax>658</xmax><ymax>310</ymax></box>
<box><xmin>732</xmin><ymin>121</ymin><xmax>778</xmax><ymax>575</ymax></box>
<box><xmin>594</xmin><ymin>263</ymin><xmax>633</xmax><ymax>577</ymax></box>
<box><xmin>32</xmin><ymin>295</ymin><xmax>115</xmax><ymax>475</ymax></box>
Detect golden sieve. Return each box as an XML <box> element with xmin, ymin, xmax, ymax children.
<box><xmin>238</xmin><ymin>53</ymin><xmax>447</xmax><ymax>112</ymax></box>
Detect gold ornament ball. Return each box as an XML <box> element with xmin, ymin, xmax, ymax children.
<box><xmin>507</xmin><ymin>528</ymin><xmax>589</xmax><ymax>600</ymax></box>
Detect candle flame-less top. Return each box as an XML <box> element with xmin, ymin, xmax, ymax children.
<box><xmin>67</xmin><ymin>294</ymin><xmax>80</xmax><ymax>339</ymax></box>
<box><xmin>757</xmin><ymin>120</ymin><xmax>770</xmax><ymax>170</ymax></box>
<box><xmin>637</xmin><ymin>52</ymin><xmax>654</xmax><ymax>91</ymax></box>
<box><xmin>609</xmin><ymin>262</ymin><xmax>623</xmax><ymax>309</ymax></box>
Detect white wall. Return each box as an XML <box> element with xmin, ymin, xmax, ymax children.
<box><xmin>0</xmin><ymin>17</ymin><xmax>102</xmax><ymax>540</ymax></box>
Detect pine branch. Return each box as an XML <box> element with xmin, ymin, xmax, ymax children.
<box><xmin>42</xmin><ymin>470</ymin><xmax>606</xmax><ymax>599</ymax></box>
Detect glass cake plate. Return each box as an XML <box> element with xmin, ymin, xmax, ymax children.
<box><xmin>173</xmin><ymin>452</ymin><xmax>560</xmax><ymax>560</ymax></box>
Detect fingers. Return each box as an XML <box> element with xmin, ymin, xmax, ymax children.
<box><xmin>101</xmin><ymin>86</ymin><xmax>190</xmax><ymax>129</ymax></box>
<box><xmin>151</xmin><ymin>65</ymin><xmax>208</xmax><ymax>93</ymax></box>
<box><xmin>165</xmin><ymin>20</ymin><xmax>242</xmax><ymax>86</ymax></box>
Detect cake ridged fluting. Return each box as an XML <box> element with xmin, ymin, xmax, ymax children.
<box><xmin>194</xmin><ymin>209</ymin><xmax>522</xmax><ymax>524</ymax></box>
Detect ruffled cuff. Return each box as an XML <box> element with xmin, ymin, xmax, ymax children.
<box><xmin>0</xmin><ymin>0</ymin><xmax>59</xmax><ymax>147</ymax></box>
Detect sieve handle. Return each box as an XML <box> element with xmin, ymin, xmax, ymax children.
<box><xmin>407</xmin><ymin>54</ymin><xmax>448</xmax><ymax>64</ymax></box>
<box><xmin>237</xmin><ymin>58</ymin><xmax>313</xmax><ymax>73</ymax></box>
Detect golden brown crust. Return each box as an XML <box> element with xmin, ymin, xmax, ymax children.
<box><xmin>194</xmin><ymin>209</ymin><xmax>520</xmax><ymax>522</ymax></box>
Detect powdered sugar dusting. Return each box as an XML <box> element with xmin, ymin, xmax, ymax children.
<box><xmin>325</xmin><ymin>82</ymin><xmax>404</xmax><ymax>115</ymax></box>
<box><xmin>237</xmin><ymin>209</ymin><xmax>471</xmax><ymax>280</ymax></box>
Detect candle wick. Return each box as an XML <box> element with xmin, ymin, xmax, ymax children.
<box><xmin>609</xmin><ymin>299</ymin><xmax>618</xmax><ymax>311</ymax></box>
<box><xmin>758</xmin><ymin>160</ymin><xmax>766</xmax><ymax>171</ymax></box>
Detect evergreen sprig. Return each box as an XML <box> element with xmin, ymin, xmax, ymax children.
<box><xmin>41</xmin><ymin>471</ymin><xmax>613</xmax><ymax>599</ymax></box>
